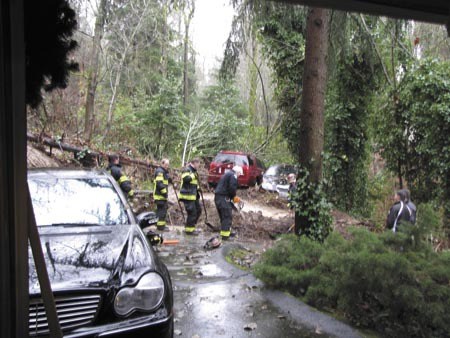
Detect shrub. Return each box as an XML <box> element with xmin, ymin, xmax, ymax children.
<box><xmin>254</xmin><ymin>228</ymin><xmax>450</xmax><ymax>337</ymax></box>
<box><xmin>254</xmin><ymin>235</ymin><xmax>324</xmax><ymax>296</ymax></box>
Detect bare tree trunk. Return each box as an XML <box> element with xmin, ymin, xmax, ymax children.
<box><xmin>160</xmin><ymin>4</ymin><xmax>168</xmax><ymax>78</ymax></box>
<box><xmin>183</xmin><ymin>23</ymin><xmax>189</xmax><ymax>108</ymax></box>
<box><xmin>295</xmin><ymin>7</ymin><xmax>330</xmax><ymax>234</ymax></box>
<box><xmin>248</xmin><ymin>33</ymin><xmax>258</xmax><ymax>124</ymax></box>
<box><xmin>84</xmin><ymin>0</ymin><xmax>107</xmax><ymax>143</ymax></box>
<box><xmin>183</xmin><ymin>0</ymin><xmax>195</xmax><ymax>110</ymax></box>
<box><xmin>298</xmin><ymin>7</ymin><xmax>329</xmax><ymax>181</ymax></box>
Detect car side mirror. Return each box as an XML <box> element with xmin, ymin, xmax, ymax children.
<box><xmin>136</xmin><ymin>211</ymin><xmax>158</xmax><ymax>229</ymax></box>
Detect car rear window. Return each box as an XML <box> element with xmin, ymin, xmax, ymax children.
<box><xmin>214</xmin><ymin>153</ymin><xmax>249</xmax><ymax>166</ymax></box>
<box><xmin>29</xmin><ymin>177</ymin><xmax>130</xmax><ymax>226</ymax></box>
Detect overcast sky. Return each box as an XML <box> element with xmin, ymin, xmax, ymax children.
<box><xmin>191</xmin><ymin>0</ymin><xmax>235</xmax><ymax>75</ymax></box>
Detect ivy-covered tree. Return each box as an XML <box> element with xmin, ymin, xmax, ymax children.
<box><xmin>324</xmin><ymin>14</ymin><xmax>381</xmax><ymax>216</ymax></box>
<box><xmin>257</xmin><ymin>3</ymin><xmax>307</xmax><ymax>159</ymax></box>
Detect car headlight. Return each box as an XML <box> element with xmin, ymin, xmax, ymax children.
<box><xmin>114</xmin><ymin>272</ymin><xmax>165</xmax><ymax>316</ymax></box>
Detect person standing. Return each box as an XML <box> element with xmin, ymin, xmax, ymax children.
<box><xmin>386</xmin><ymin>189</ymin><xmax>413</xmax><ymax>232</ymax></box>
<box><xmin>401</xmin><ymin>188</ymin><xmax>417</xmax><ymax>224</ymax></box>
<box><xmin>107</xmin><ymin>154</ymin><xmax>134</xmax><ymax>198</ymax></box>
<box><xmin>287</xmin><ymin>173</ymin><xmax>297</xmax><ymax>209</ymax></box>
<box><xmin>179</xmin><ymin>158</ymin><xmax>202</xmax><ymax>235</ymax></box>
<box><xmin>214</xmin><ymin>165</ymin><xmax>243</xmax><ymax>240</ymax></box>
<box><xmin>153</xmin><ymin>158</ymin><xmax>172</xmax><ymax>232</ymax></box>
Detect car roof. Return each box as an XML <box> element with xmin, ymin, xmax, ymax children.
<box><xmin>219</xmin><ymin>150</ymin><xmax>248</xmax><ymax>155</ymax></box>
<box><xmin>28</xmin><ymin>168</ymin><xmax>110</xmax><ymax>179</ymax></box>
<box><xmin>268</xmin><ymin>164</ymin><xmax>295</xmax><ymax>168</ymax></box>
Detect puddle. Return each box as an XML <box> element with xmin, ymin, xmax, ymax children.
<box><xmin>198</xmin><ymin>263</ymin><xmax>223</xmax><ymax>277</ymax></box>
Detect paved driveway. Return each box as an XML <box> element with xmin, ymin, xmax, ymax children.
<box><xmin>156</xmin><ymin>229</ymin><xmax>362</xmax><ymax>338</ymax></box>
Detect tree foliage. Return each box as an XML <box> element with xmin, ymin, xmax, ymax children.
<box><xmin>375</xmin><ymin>58</ymin><xmax>450</xmax><ymax>231</ymax></box>
<box><xmin>25</xmin><ymin>0</ymin><xmax>78</xmax><ymax>107</ymax></box>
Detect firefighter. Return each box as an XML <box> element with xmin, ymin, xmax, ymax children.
<box><xmin>107</xmin><ymin>154</ymin><xmax>134</xmax><ymax>198</ymax></box>
<box><xmin>179</xmin><ymin>158</ymin><xmax>202</xmax><ymax>235</ymax></box>
<box><xmin>153</xmin><ymin>158</ymin><xmax>172</xmax><ymax>232</ymax></box>
<box><xmin>214</xmin><ymin>165</ymin><xmax>243</xmax><ymax>240</ymax></box>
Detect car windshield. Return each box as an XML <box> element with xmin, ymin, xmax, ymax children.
<box><xmin>279</xmin><ymin>165</ymin><xmax>295</xmax><ymax>176</ymax></box>
<box><xmin>28</xmin><ymin>176</ymin><xmax>130</xmax><ymax>226</ymax></box>
<box><xmin>265</xmin><ymin>166</ymin><xmax>278</xmax><ymax>176</ymax></box>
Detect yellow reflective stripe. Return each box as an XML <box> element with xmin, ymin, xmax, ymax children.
<box><xmin>181</xmin><ymin>172</ymin><xmax>198</xmax><ymax>185</ymax></box>
<box><xmin>128</xmin><ymin>190</ymin><xmax>134</xmax><ymax>197</ymax></box>
<box><xmin>185</xmin><ymin>226</ymin><xmax>196</xmax><ymax>232</ymax></box>
<box><xmin>155</xmin><ymin>175</ymin><xmax>168</xmax><ymax>185</ymax></box>
<box><xmin>157</xmin><ymin>220</ymin><xmax>166</xmax><ymax>226</ymax></box>
<box><xmin>220</xmin><ymin>230</ymin><xmax>231</xmax><ymax>237</ymax></box>
<box><xmin>161</xmin><ymin>188</ymin><xmax>167</xmax><ymax>194</ymax></box>
<box><xmin>178</xmin><ymin>193</ymin><xmax>196</xmax><ymax>201</ymax></box>
<box><xmin>118</xmin><ymin>175</ymin><xmax>130</xmax><ymax>184</ymax></box>
<box><xmin>154</xmin><ymin>195</ymin><xmax>167</xmax><ymax>200</ymax></box>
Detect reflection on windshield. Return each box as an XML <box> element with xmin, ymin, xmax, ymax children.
<box><xmin>29</xmin><ymin>177</ymin><xmax>130</xmax><ymax>226</ymax></box>
<box><xmin>265</xmin><ymin>166</ymin><xmax>278</xmax><ymax>176</ymax></box>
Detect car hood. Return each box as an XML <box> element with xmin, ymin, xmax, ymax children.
<box><xmin>29</xmin><ymin>224</ymin><xmax>156</xmax><ymax>295</ymax></box>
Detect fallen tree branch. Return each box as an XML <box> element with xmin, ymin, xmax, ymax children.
<box><xmin>27</xmin><ymin>132</ymin><xmax>160</xmax><ymax>170</ymax></box>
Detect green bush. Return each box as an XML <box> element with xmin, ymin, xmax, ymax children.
<box><xmin>254</xmin><ymin>229</ymin><xmax>450</xmax><ymax>337</ymax></box>
<box><xmin>254</xmin><ymin>235</ymin><xmax>324</xmax><ymax>296</ymax></box>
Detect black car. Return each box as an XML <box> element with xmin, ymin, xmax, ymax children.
<box><xmin>27</xmin><ymin>169</ymin><xmax>173</xmax><ymax>337</ymax></box>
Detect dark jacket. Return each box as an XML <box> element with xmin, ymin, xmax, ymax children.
<box><xmin>215</xmin><ymin>171</ymin><xmax>238</xmax><ymax>200</ymax></box>
<box><xmin>179</xmin><ymin>164</ymin><xmax>199</xmax><ymax>201</ymax></box>
<box><xmin>386</xmin><ymin>201</ymin><xmax>413</xmax><ymax>231</ymax></box>
<box><xmin>287</xmin><ymin>182</ymin><xmax>296</xmax><ymax>209</ymax></box>
<box><xmin>107</xmin><ymin>163</ymin><xmax>134</xmax><ymax>197</ymax></box>
<box><xmin>407</xmin><ymin>201</ymin><xmax>417</xmax><ymax>224</ymax></box>
<box><xmin>154</xmin><ymin>166</ymin><xmax>171</xmax><ymax>201</ymax></box>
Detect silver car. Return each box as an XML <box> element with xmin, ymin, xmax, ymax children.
<box><xmin>261</xmin><ymin>164</ymin><xmax>297</xmax><ymax>193</ymax></box>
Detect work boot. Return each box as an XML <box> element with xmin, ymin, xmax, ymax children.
<box><xmin>185</xmin><ymin>230</ymin><xmax>200</xmax><ymax>236</ymax></box>
<box><xmin>156</xmin><ymin>226</ymin><xmax>170</xmax><ymax>232</ymax></box>
<box><xmin>221</xmin><ymin>235</ymin><xmax>233</xmax><ymax>241</ymax></box>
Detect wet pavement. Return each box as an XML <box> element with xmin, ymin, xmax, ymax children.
<box><xmin>154</xmin><ymin>227</ymin><xmax>362</xmax><ymax>338</ymax></box>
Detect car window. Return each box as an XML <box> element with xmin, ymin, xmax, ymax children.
<box><xmin>246</xmin><ymin>156</ymin><xmax>253</xmax><ymax>166</ymax></box>
<box><xmin>29</xmin><ymin>177</ymin><xmax>130</xmax><ymax>226</ymax></box>
<box><xmin>214</xmin><ymin>153</ymin><xmax>235</xmax><ymax>164</ymax></box>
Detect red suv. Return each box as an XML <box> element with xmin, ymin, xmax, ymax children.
<box><xmin>208</xmin><ymin>151</ymin><xmax>266</xmax><ymax>188</ymax></box>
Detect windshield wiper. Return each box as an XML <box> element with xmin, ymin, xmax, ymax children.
<box><xmin>49</xmin><ymin>223</ymin><xmax>102</xmax><ymax>227</ymax></box>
